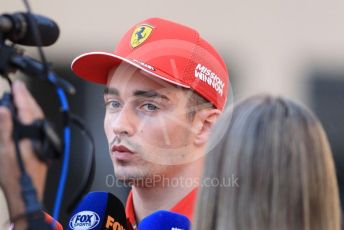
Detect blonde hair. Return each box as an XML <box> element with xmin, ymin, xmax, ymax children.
<box><xmin>193</xmin><ymin>95</ymin><xmax>341</xmax><ymax>230</ymax></box>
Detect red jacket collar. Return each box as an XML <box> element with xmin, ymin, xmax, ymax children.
<box><xmin>125</xmin><ymin>188</ymin><xmax>198</xmax><ymax>230</ymax></box>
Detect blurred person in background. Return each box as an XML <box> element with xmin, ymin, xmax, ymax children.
<box><xmin>193</xmin><ymin>95</ymin><xmax>341</xmax><ymax>230</ymax></box>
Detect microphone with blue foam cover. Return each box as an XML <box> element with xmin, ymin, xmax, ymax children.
<box><xmin>138</xmin><ymin>210</ymin><xmax>191</xmax><ymax>230</ymax></box>
<box><xmin>67</xmin><ymin>191</ymin><xmax>127</xmax><ymax>230</ymax></box>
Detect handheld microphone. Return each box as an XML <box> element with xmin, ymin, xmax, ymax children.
<box><xmin>0</xmin><ymin>12</ymin><xmax>59</xmax><ymax>46</ymax></box>
<box><xmin>138</xmin><ymin>210</ymin><xmax>191</xmax><ymax>230</ymax></box>
<box><xmin>67</xmin><ymin>192</ymin><xmax>128</xmax><ymax>230</ymax></box>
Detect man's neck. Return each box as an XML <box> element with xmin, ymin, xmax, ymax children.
<box><xmin>131</xmin><ymin>157</ymin><xmax>204</xmax><ymax>222</ymax></box>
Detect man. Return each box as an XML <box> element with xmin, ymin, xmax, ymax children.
<box><xmin>0</xmin><ymin>17</ymin><xmax>229</xmax><ymax>229</ymax></box>
<box><xmin>71</xmin><ymin>17</ymin><xmax>229</xmax><ymax>228</ymax></box>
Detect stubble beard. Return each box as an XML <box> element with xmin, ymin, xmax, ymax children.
<box><xmin>112</xmin><ymin>158</ymin><xmax>170</xmax><ymax>188</ymax></box>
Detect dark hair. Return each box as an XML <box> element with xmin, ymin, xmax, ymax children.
<box><xmin>182</xmin><ymin>89</ymin><xmax>215</xmax><ymax>120</ymax></box>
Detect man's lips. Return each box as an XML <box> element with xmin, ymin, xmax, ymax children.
<box><xmin>111</xmin><ymin>145</ymin><xmax>133</xmax><ymax>153</ymax></box>
<box><xmin>111</xmin><ymin>145</ymin><xmax>134</xmax><ymax>161</ymax></box>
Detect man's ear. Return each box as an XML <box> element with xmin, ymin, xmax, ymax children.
<box><xmin>193</xmin><ymin>108</ymin><xmax>221</xmax><ymax>146</ymax></box>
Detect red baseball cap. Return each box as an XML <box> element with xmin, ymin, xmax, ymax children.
<box><xmin>71</xmin><ymin>18</ymin><xmax>229</xmax><ymax>110</ymax></box>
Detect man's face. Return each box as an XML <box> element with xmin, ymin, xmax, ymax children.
<box><xmin>103</xmin><ymin>63</ymin><xmax>198</xmax><ymax>184</ymax></box>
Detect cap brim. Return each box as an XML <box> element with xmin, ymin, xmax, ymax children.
<box><xmin>71</xmin><ymin>51</ymin><xmax>190</xmax><ymax>88</ymax></box>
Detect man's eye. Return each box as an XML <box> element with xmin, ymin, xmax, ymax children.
<box><xmin>141</xmin><ymin>103</ymin><xmax>159</xmax><ymax>111</ymax></box>
<box><xmin>105</xmin><ymin>100</ymin><xmax>121</xmax><ymax>109</ymax></box>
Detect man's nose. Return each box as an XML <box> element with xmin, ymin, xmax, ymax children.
<box><xmin>110</xmin><ymin>105</ymin><xmax>135</xmax><ymax>137</ymax></box>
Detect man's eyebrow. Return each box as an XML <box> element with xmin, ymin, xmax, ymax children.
<box><xmin>104</xmin><ymin>87</ymin><xmax>119</xmax><ymax>96</ymax></box>
<box><xmin>133</xmin><ymin>90</ymin><xmax>169</xmax><ymax>101</ymax></box>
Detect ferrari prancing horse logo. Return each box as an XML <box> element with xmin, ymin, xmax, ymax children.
<box><xmin>130</xmin><ymin>24</ymin><xmax>153</xmax><ymax>48</ymax></box>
